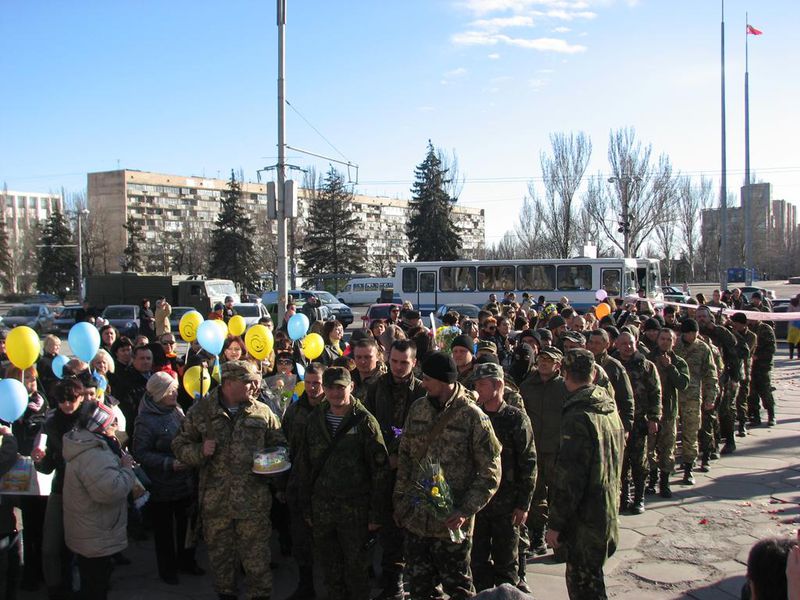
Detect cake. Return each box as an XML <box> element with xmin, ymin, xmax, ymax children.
<box><xmin>252</xmin><ymin>447</ymin><xmax>290</xmax><ymax>475</ymax></box>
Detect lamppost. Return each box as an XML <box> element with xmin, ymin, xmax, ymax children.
<box><xmin>77</xmin><ymin>208</ymin><xmax>90</xmax><ymax>301</ymax></box>
<box><xmin>608</xmin><ymin>175</ymin><xmax>641</xmax><ymax>258</ymax></box>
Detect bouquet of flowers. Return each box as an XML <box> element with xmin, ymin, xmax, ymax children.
<box><xmin>412</xmin><ymin>458</ymin><xmax>466</xmax><ymax>543</ymax></box>
<box><xmin>435</xmin><ymin>325</ymin><xmax>462</xmax><ymax>355</ymax></box>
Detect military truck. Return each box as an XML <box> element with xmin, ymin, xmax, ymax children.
<box><xmin>85</xmin><ymin>273</ymin><xmax>239</xmax><ymax>314</ymax></box>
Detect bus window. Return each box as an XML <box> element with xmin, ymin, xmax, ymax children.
<box><xmin>557</xmin><ymin>265</ymin><xmax>591</xmax><ymax>291</ymax></box>
<box><xmin>343</xmin><ymin>284</ymin><xmax>352</xmax><ymax>292</ymax></box>
<box><xmin>440</xmin><ymin>266</ymin><xmax>476</xmax><ymax>292</ymax></box>
<box><xmin>648</xmin><ymin>262</ymin><xmax>662</xmax><ymax>294</ymax></box>
<box><xmin>601</xmin><ymin>269</ymin><xmax>621</xmax><ymax>297</ymax></box>
<box><xmin>517</xmin><ymin>264</ymin><xmax>555</xmax><ymax>290</ymax></box>
<box><xmin>402</xmin><ymin>268</ymin><xmax>417</xmax><ymax>293</ymax></box>
<box><xmin>477</xmin><ymin>265</ymin><xmax>515</xmax><ymax>291</ymax></box>
<box><xmin>419</xmin><ymin>272</ymin><xmax>436</xmax><ymax>293</ymax></box>
<box><xmin>354</xmin><ymin>283</ymin><xmax>364</xmax><ymax>292</ymax></box>
<box><xmin>636</xmin><ymin>267</ymin><xmax>647</xmax><ymax>294</ymax></box>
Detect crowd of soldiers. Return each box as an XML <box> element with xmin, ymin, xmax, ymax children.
<box><xmin>0</xmin><ymin>287</ymin><xmax>783</xmax><ymax>600</ymax></box>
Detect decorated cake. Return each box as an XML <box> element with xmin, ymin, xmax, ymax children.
<box><xmin>252</xmin><ymin>447</ymin><xmax>290</xmax><ymax>475</ymax></box>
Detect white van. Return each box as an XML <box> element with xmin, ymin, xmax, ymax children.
<box><xmin>338</xmin><ymin>277</ymin><xmax>394</xmax><ymax>305</ymax></box>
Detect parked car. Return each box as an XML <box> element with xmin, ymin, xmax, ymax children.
<box><xmin>22</xmin><ymin>293</ymin><xmax>61</xmax><ymax>305</ymax></box>
<box><xmin>661</xmin><ymin>286</ymin><xmax>691</xmax><ymax>303</ymax></box>
<box><xmin>735</xmin><ymin>286</ymin><xmax>776</xmax><ymax>303</ymax></box>
<box><xmin>361</xmin><ymin>303</ymin><xmax>399</xmax><ymax>329</ymax></box>
<box><xmin>313</xmin><ymin>291</ymin><xmax>354</xmax><ymax>327</ymax></box>
<box><xmin>168</xmin><ymin>306</ymin><xmax>197</xmax><ymax>338</ymax></box>
<box><xmin>2</xmin><ymin>304</ymin><xmax>56</xmax><ymax>333</ymax></box>
<box><xmin>261</xmin><ymin>289</ymin><xmax>332</xmax><ymax>323</ymax></box>
<box><xmin>101</xmin><ymin>305</ymin><xmax>140</xmax><ymax>338</ymax></box>
<box><xmin>233</xmin><ymin>303</ymin><xmax>272</xmax><ymax>327</ymax></box>
<box><xmin>53</xmin><ymin>305</ymin><xmax>83</xmax><ymax>335</ymax></box>
<box><xmin>434</xmin><ymin>303</ymin><xmax>480</xmax><ymax>321</ymax></box>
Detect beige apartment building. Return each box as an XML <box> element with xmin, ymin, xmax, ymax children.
<box><xmin>87</xmin><ymin>169</ymin><xmax>485</xmax><ymax>277</ymax></box>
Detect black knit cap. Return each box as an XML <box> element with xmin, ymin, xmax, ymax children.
<box><xmin>731</xmin><ymin>312</ymin><xmax>748</xmax><ymax>325</ymax></box>
<box><xmin>643</xmin><ymin>317</ymin><xmax>662</xmax><ymax>331</ymax></box>
<box><xmin>680</xmin><ymin>318</ymin><xmax>699</xmax><ymax>333</ymax></box>
<box><xmin>451</xmin><ymin>334</ymin><xmax>474</xmax><ymax>353</ymax></box>
<box><xmin>421</xmin><ymin>352</ymin><xmax>458</xmax><ymax>383</ymax></box>
<box><xmin>548</xmin><ymin>315</ymin><xmax>566</xmax><ymax>329</ymax></box>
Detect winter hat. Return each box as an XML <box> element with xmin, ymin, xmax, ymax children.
<box><xmin>86</xmin><ymin>402</ymin><xmax>116</xmax><ymax>434</ymax></box>
<box><xmin>421</xmin><ymin>352</ymin><xmax>458</xmax><ymax>383</ymax></box>
<box><xmin>451</xmin><ymin>334</ymin><xmax>474</xmax><ymax>353</ymax></box>
<box><xmin>146</xmin><ymin>371</ymin><xmax>178</xmax><ymax>402</ymax></box>
<box><xmin>680</xmin><ymin>319</ymin><xmax>699</xmax><ymax>333</ymax></box>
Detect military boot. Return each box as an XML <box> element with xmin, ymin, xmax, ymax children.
<box><xmin>658</xmin><ymin>471</ymin><xmax>673</xmax><ymax>498</ymax></box>
<box><xmin>737</xmin><ymin>421</ymin><xmax>747</xmax><ymax>437</ymax></box>
<box><xmin>721</xmin><ymin>435</ymin><xmax>736</xmax><ymax>455</ymax></box>
<box><xmin>529</xmin><ymin>529</ymin><xmax>547</xmax><ymax>556</ymax></box>
<box><xmin>698</xmin><ymin>452</ymin><xmax>710</xmax><ymax>473</ymax></box>
<box><xmin>749</xmin><ymin>410</ymin><xmax>762</xmax><ymax>427</ymax></box>
<box><xmin>619</xmin><ymin>478</ymin><xmax>631</xmax><ymax>511</ymax></box>
<box><xmin>767</xmin><ymin>410</ymin><xmax>776</xmax><ymax>427</ymax></box>
<box><xmin>681</xmin><ymin>462</ymin><xmax>695</xmax><ymax>485</ymax></box>
<box><xmin>645</xmin><ymin>469</ymin><xmax>658</xmax><ymax>495</ymax></box>
<box><xmin>629</xmin><ymin>481</ymin><xmax>645</xmax><ymax>514</ymax></box>
<box><xmin>287</xmin><ymin>565</ymin><xmax>316</xmax><ymax>600</ymax></box>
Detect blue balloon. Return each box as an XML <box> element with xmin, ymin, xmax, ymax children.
<box><xmin>296</xmin><ymin>362</ymin><xmax>305</xmax><ymax>381</ymax></box>
<box><xmin>0</xmin><ymin>378</ymin><xmax>29</xmax><ymax>423</ymax></box>
<box><xmin>68</xmin><ymin>322</ymin><xmax>101</xmax><ymax>363</ymax></box>
<box><xmin>52</xmin><ymin>354</ymin><xmax>69</xmax><ymax>379</ymax></box>
<box><xmin>287</xmin><ymin>313</ymin><xmax>310</xmax><ymax>341</ymax></box>
<box><xmin>196</xmin><ymin>320</ymin><xmax>224</xmax><ymax>356</ymax></box>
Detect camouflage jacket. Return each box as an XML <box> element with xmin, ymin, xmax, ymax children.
<box><xmin>503</xmin><ymin>379</ymin><xmax>525</xmax><ymax>411</ymax></box>
<box><xmin>519</xmin><ymin>370</ymin><xmax>567</xmax><ymax>455</ymax></box>
<box><xmin>353</xmin><ymin>362</ymin><xmax>388</xmax><ymax>402</ymax></box>
<box><xmin>364</xmin><ymin>372</ymin><xmax>426</xmax><ymax>457</ymax></box>
<box><xmin>674</xmin><ymin>338</ymin><xmax>718</xmax><ymax>403</ymax></box>
<box><xmin>172</xmin><ymin>387</ymin><xmax>287</xmax><ymax>520</ymax></box>
<box><xmin>548</xmin><ymin>384</ymin><xmax>625</xmax><ymax>567</ymax></box>
<box><xmin>282</xmin><ymin>392</ymin><xmax>318</xmax><ymax>462</ymax></box>
<box><xmin>703</xmin><ymin>323</ymin><xmax>746</xmax><ymax>382</ymax></box>
<box><xmin>295</xmin><ymin>399</ymin><xmax>389</xmax><ymax>524</ymax></box>
<box><xmin>740</xmin><ymin>329</ymin><xmax>757</xmax><ymax>382</ymax></box>
<box><xmin>597</xmin><ymin>351</ymin><xmax>635</xmax><ymax>433</ymax></box>
<box><xmin>479</xmin><ymin>401</ymin><xmax>537</xmax><ymax>516</ymax></box>
<box><xmin>393</xmin><ymin>383</ymin><xmax>501</xmax><ymax>539</ymax></box>
<box><xmin>619</xmin><ymin>351</ymin><xmax>662</xmax><ymax>423</ymax></box>
<box><xmin>753</xmin><ymin>322</ymin><xmax>776</xmax><ymax>366</ymax></box>
<box><xmin>650</xmin><ymin>350</ymin><xmax>690</xmax><ymax>420</ymax></box>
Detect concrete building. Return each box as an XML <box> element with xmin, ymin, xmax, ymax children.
<box><xmin>87</xmin><ymin>169</ymin><xmax>485</xmax><ymax>278</ymax></box>
<box><xmin>1</xmin><ymin>189</ymin><xmax>64</xmax><ymax>245</ymax></box>
<box><xmin>701</xmin><ymin>182</ymin><xmax>800</xmax><ymax>279</ymax></box>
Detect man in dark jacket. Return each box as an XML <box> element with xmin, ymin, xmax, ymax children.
<box><xmin>0</xmin><ymin>426</ymin><xmax>21</xmax><ymax>598</ymax></box>
<box><xmin>587</xmin><ymin>329</ymin><xmax>634</xmax><ymax>433</ymax></box>
<box><xmin>115</xmin><ymin>345</ymin><xmax>153</xmax><ymax>437</ymax></box>
<box><xmin>748</xmin><ymin>318</ymin><xmax>777</xmax><ymax>427</ymax></box>
<box><xmin>546</xmin><ymin>349</ymin><xmax>625</xmax><ymax>600</ymax></box>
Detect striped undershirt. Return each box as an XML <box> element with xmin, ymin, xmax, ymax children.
<box><xmin>325</xmin><ymin>411</ymin><xmax>345</xmax><ymax>434</ymax></box>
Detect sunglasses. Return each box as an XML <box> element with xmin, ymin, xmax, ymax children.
<box><xmin>277</xmin><ymin>359</ymin><xmax>293</xmax><ymax>365</ymax></box>
<box><xmin>161</xmin><ymin>340</ymin><xmax>176</xmax><ymax>345</ymax></box>
<box><xmin>59</xmin><ymin>396</ymin><xmax>81</xmax><ymax>404</ymax></box>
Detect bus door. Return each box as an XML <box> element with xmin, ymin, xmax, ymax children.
<box><xmin>600</xmin><ymin>268</ymin><xmax>622</xmax><ymax>299</ymax></box>
<box><xmin>417</xmin><ymin>271</ymin><xmax>438</xmax><ymax>313</ymax></box>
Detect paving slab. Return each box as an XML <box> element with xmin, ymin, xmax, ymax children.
<box><xmin>629</xmin><ymin>561</ymin><xmax>707</xmax><ymax>584</ymax></box>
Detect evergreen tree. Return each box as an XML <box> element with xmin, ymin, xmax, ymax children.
<box><xmin>0</xmin><ymin>216</ymin><xmax>12</xmax><ymax>293</ymax></box>
<box><xmin>406</xmin><ymin>141</ymin><xmax>462</xmax><ymax>261</ymax></box>
<box><xmin>122</xmin><ymin>215</ymin><xmax>145</xmax><ymax>272</ymax></box>
<box><xmin>300</xmin><ymin>167</ymin><xmax>366</xmax><ymax>290</ymax></box>
<box><xmin>36</xmin><ymin>209</ymin><xmax>77</xmax><ymax>300</ymax></box>
<box><xmin>208</xmin><ymin>170</ymin><xmax>260</xmax><ymax>291</ymax></box>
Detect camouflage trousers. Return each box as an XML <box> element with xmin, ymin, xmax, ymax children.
<box><xmin>203</xmin><ymin>515</ymin><xmax>272</xmax><ymax>598</ymax></box>
<box><xmin>527</xmin><ymin>452</ymin><xmax>557</xmax><ymax>539</ymax></box>
<box><xmin>622</xmin><ymin>420</ymin><xmax>648</xmax><ymax>486</ymax></box>
<box><xmin>647</xmin><ymin>417</ymin><xmax>677</xmax><ymax>473</ymax></box>
<box><xmin>565</xmin><ymin>561</ymin><xmax>607</xmax><ymax>600</ymax></box>
<box><xmin>717</xmin><ymin>376</ymin><xmax>739</xmax><ymax>439</ymax></box>
<box><xmin>472</xmin><ymin>510</ymin><xmax>520</xmax><ymax>590</ymax></box>
<box><xmin>677</xmin><ymin>393</ymin><xmax>702</xmax><ymax>464</ymax></box>
<box><xmin>748</xmin><ymin>366</ymin><xmax>775</xmax><ymax>416</ymax></box>
<box><xmin>312</xmin><ymin>497</ymin><xmax>370</xmax><ymax>600</ymax></box>
<box><xmin>699</xmin><ymin>401</ymin><xmax>720</xmax><ymax>455</ymax></box>
<box><xmin>736</xmin><ymin>374</ymin><xmax>751</xmax><ymax>423</ymax></box>
<box><xmin>405</xmin><ymin>530</ymin><xmax>476</xmax><ymax>599</ymax></box>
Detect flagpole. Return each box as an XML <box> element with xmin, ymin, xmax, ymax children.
<box><xmin>720</xmin><ymin>0</ymin><xmax>728</xmax><ymax>289</ymax></box>
<box><xmin>743</xmin><ymin>12</ymin><xmax>752</xmax><ymax>285</ymax></box>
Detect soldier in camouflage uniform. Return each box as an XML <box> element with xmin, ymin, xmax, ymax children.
<box><xmin>282</xmin><ymin>362</ymin><xmax>326</xmax><ymax>600</ymax></box>
<box><xmin>471</xmin><ymin>363</ymin><xmax>537</xmax><ymax>593</ymax></box>
<box><xmin>587</xmin><ymin>329</ymin><xmax>635</xmax><ymax>434</ymax></box>
<box><xmin>296</xmin><ymin>366</ymin><xmax>389</xmax><ymax>600</ymax></box>
<box><xmin>647</xmin><ymin>328</ymin><xmax>690</xmax><ymax>498</ymax></box>
<box><xmin>748</xmin><ymin>318</ymin><xmax>777</xmax><ymax>426</ymax></box>
<box><xmin>519</xmin><ymin>347</ymin><xmax>567</xmax><ymax>557</ymax></box>
<box><xmin>729</xmin><ymin>316</ymin><xmax>757</xmax><ymax>437</ymax></box>
<box><xmin>546</xmin><ymin>350</ymin><xmax>625</xmax><ymax>600</ymax></box>
<box><xmin>674</xmin><ymin>319</ymin><xmax>718</xmax><ymax>484</ymax></box>
<box><xmin>351</xmin><ymin>338</ymin><xmax>387</xmax><ymax>401</ymax></box>
<box><xmin>452</xmin><ymin>334</ymin><xmax>476</xmax><ymax>388</ymax></box>
<box><xmin>696</xmin><ymin>306</ymin><xmax>747</xmax><ymax>456</ymax></box>
<box><xmin>364</xmin><ymin>339</ymin><xmax>426</xmax><ymax>600</ymax></box>
<box><xmin>614</xmin><ymin>332</ymin><xmax>661</xmax><ymax>515</ymax></box>
<box><xmin>394</xmin><ymin>352</ymin><xmax>501</xmax><ymax>600</ymax></box>
<box><xmin>172</xmin><ymin>360</ymin><xmax>287</xmax><ymax>600</ymax></box>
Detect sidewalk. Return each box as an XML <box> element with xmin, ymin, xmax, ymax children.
<box><xmin>21</xmin><ymin>352</ymin><xmax>800</xmax><ymax>600</ymax></box>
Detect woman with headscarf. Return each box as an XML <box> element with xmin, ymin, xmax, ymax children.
<box><xmin>133</xmin><ymin>373</ymin><xmax>202</xmax><ymax>585</ymax></box>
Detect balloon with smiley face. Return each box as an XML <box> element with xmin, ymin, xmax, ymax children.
<box><xmin>245</xmin><ymin>324</ymin><xmax>274</xmax><ymax>361</ymax></box>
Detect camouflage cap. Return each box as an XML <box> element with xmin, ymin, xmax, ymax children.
<box><xmin>221</xmin><ymin>360</ymin><xmax>260</xmax><ymax>383</ymax></box>
<box><xmin>322</xmin><ymin>366</ymin><xmax>352</xmax><ymax>387</ymax></box>
<box><xmin>538</xmin><ymin>347</ymin><xmax>563</xmax><ymax>361</ymax></box>
<box><xmin>475</xmin><ymin>340</ymin><xmax>498</xmax><ymax>355</ymax></box>
<box><xmin>562</xmin><ymin>348</ymin><xmax>595</xmax><ymax>373</ymax></box>
<box><xmin>473</xmin><ymin>362</ymin><xmax>504</xmax><ymax>381</ymax></box>
<box><xmin>562</xmin><ymin>331</ymin><xmax>586</xmax><ymax>346</ymax></box>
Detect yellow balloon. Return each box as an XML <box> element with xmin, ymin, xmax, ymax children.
<box><xmin>228</xmin><ymin>315</ymin><xmax>247</xmax><ymax>337</ymax></box>
<box><xmin>245</xmin><ymin>324</ymin><xmax>274</xmax><ymax>361</ymax></box>
<box><xmin>179</xmin><ymin>311</ymin><xmax>204</xmax><ymax>342</ymax></box>
<box><xmin>6</xmin><ymin>326</ymin><xmax>41</xmax><ymax>370</ymax></box>
<box><xmin>213</xmin><ymin>319</ymin><xmax>228</xmax><ymax>338</ymax></box>
<box><xmin>182</xmin><ymin>365</ymin><xmax>211</xmax><ymax>399</ymax></box>
<box><xmin>302</xmin><ymin>333</ymin><xmax>325</xmax><ymax>360</ymax></box>
<box><xmin>293</xmin><ymin>381</ymin><xmax>305</xmax><ymax>397</ymax></box>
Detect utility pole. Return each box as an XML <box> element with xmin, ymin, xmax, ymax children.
<box><xmin>608</xmin><ymin>175</ymin><xmax>640</xmax><ymax>258</ymax></box>
<box><xmin>720</xmin><ymin>0</ymin><xmax>729</xmax><ymax>289</ymax></box>
<box><xmin>276</xmin><ymin>0</ymin><xmax>288</xmax><ymax>323</ymax></box>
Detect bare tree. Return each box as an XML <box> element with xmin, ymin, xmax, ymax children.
<box><xmin>436</xmin><ymin>147</ymin><xmax>465</xmax><ymax>202</ymax></box>
<box><xmin>173</xmin><ymin>218</ymin><xmax>211</xmax><ymax>275</ymax></box>
<box><xmin>678</xmin><ymin>176</ymin><xmax>712</xmax><ymax>281</ymax></box>
<box><xmin>514</xmin><ymin>196</ymin><xmax>548</xmax><ymax>258</ymax></box>
<box><xmin>485</xmin><ymin>231</ymin><xmax>519</xmax><ymax>260</ymax></box>
<box><xmin>653</xmin><ymin>219</ymin><xmax>677</xmax><ymax>282</ymax></box>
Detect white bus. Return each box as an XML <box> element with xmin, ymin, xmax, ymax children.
<box><xmin>393</xmin><ymin>258</ymin><xmax>663</xmax><ymax>312</ymax></box>
<box><xmin>337</xmin><ymin>277</ymin><xmax>395</xmax><ymax>305</ymax></box>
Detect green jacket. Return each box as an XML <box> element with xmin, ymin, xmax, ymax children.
<box><xmin>520</xmin><ymin>370</ymin><xmax>567</xmax><ymax>455</ymax></box>
<box><xmin>548</xmin><ymin>384</ymin><xmax>625</xmax><ymax>567</ymax></box>
<box><xmin>172</xmin><ymin>387</ymin><xmax>287</xmax><ymax>520</ymax></box>
<box><xmin>364</xmin><ymin>372</ymin><xmax>426</xmax><ymax>458</ymax></box>
<box><xmin>675</xmin><ymin>337</ymin><xmax>718</xmax><ymax>405</ymax></box>
<box><xmin>597</xmin><ymin>352</ymin><xmax>635</xmax><ymax>433</ymax></box>
<box><xmin>703</xmin><ymin>323</ymin><xmax>746</xmax><ymax>382</ymax></box>
<box><xmin>753</xmin><ymin>322</ymin><xmax>776</xmax><ymax>366</ymax></box>
<box><xmin>651</xmin><ymin>350</ymin><xmax>690</xmax><ymax>420</ymax></box>
<box><xmin>619</xmin><ymin>351</ymin><xmax>662</xmax><ymax>423</ymax></box>
<box><xmin>296</xmin><ymin>399</ymin><xmax>389</xmax><ymax>525</ymax></box>
<box><xmin>394</xmin><ymin>383</ymin><xmax>501</xmax><ymax>539</ymax></box>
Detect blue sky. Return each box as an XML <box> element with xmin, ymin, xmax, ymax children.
<box><xmin>2</xmin><ymin>0</ymin><xmax>798</xmax><ymax>245</ymax></box>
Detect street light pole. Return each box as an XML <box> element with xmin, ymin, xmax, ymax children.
<box><xmin>608</xmin><ymin>175</ymin><xmax>640</xmax><ymax>258</ymax></box>
<box><xmin>77</xmin><ymin>208</ymin><xmax>89</xmax><ymax>301</ymax></box>
<box><xmin>275</xmin><ymin>0</ymin><xmax>288</xmax><ymax>323</ymax></box>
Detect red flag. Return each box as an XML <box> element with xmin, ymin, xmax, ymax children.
<box><xmin>747</xmin><ymin>24</ymin><xmax>763</xmax><ymax>35</ymax></box>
